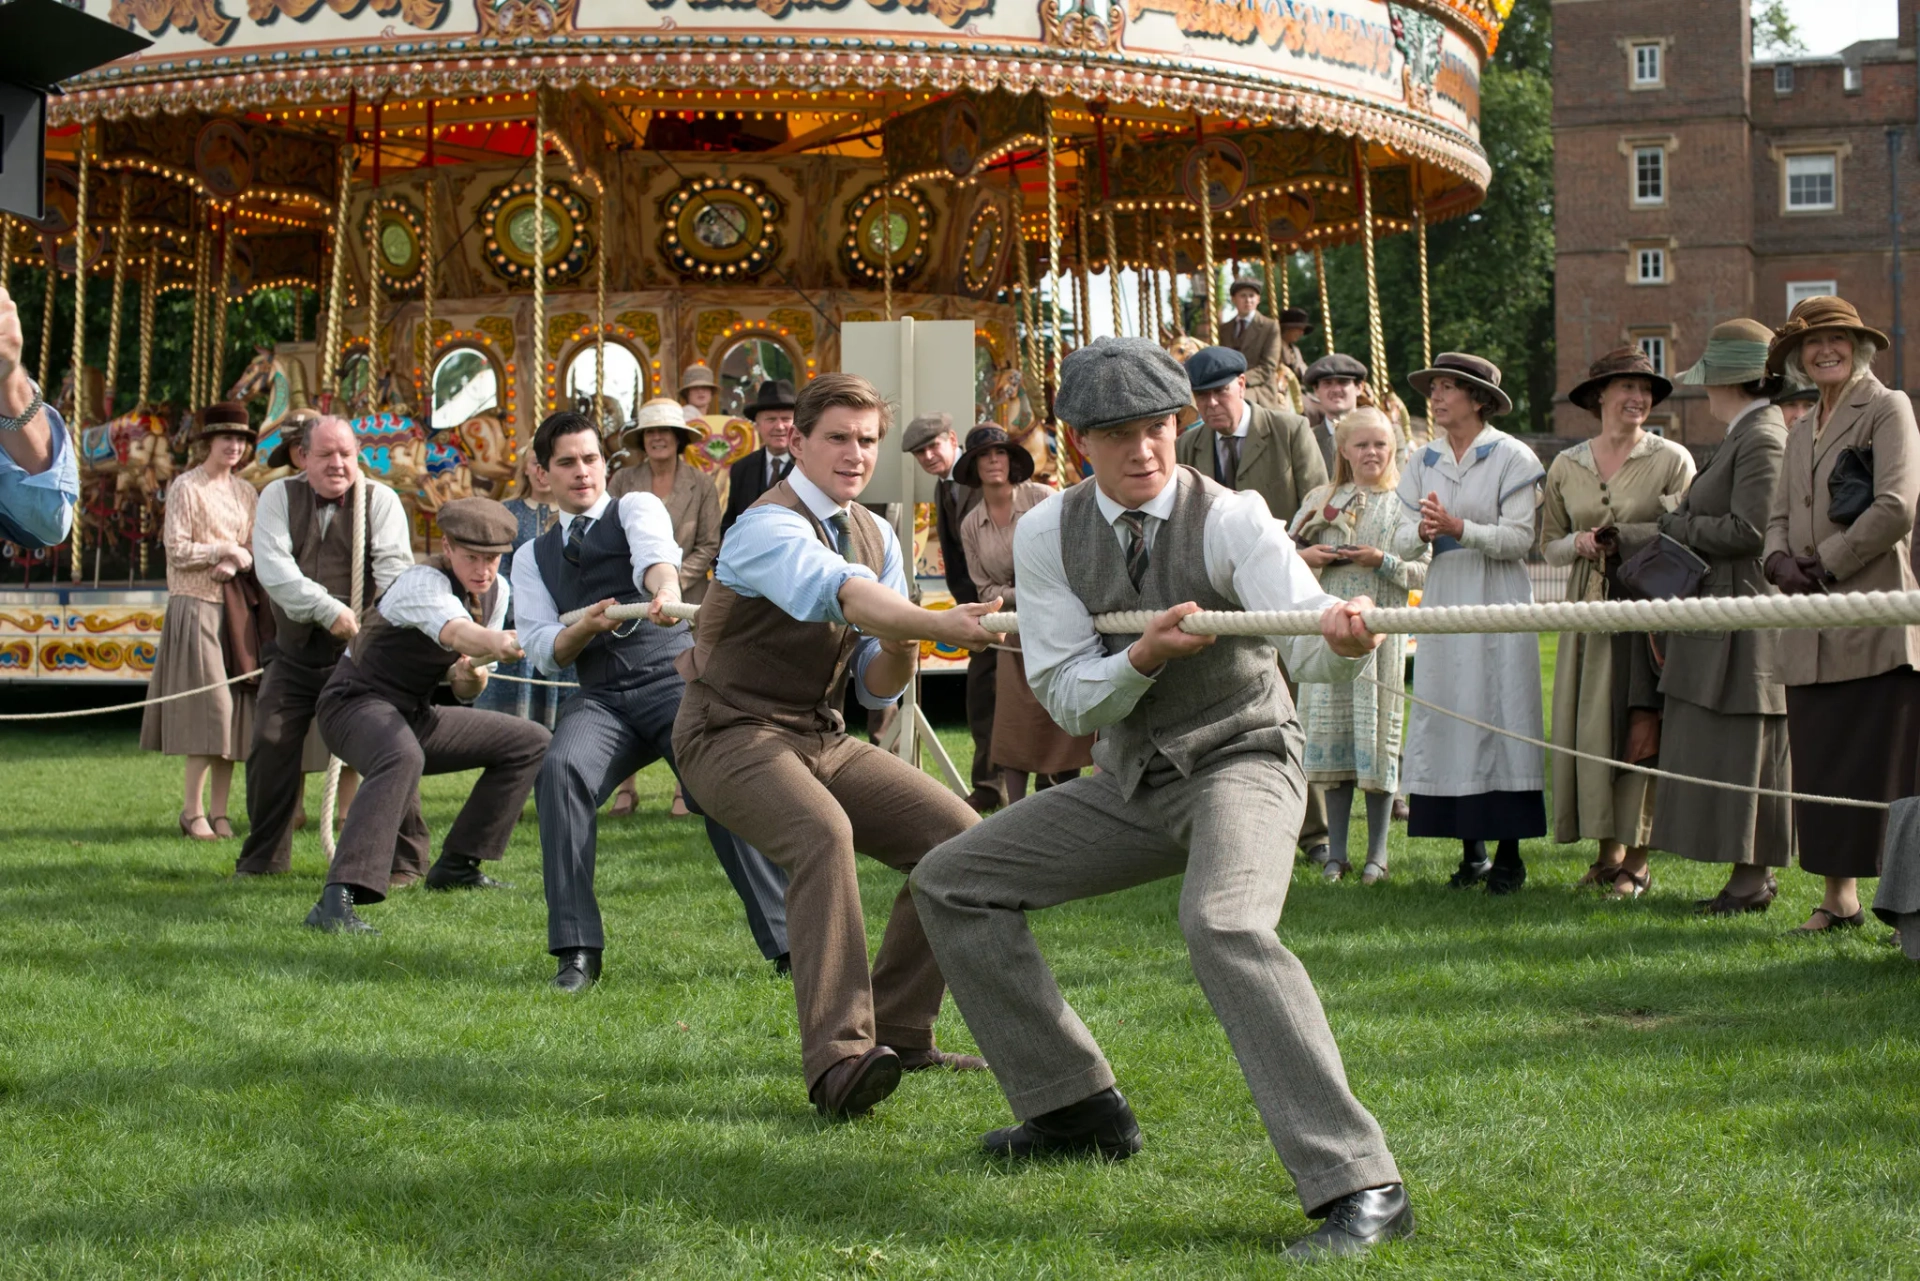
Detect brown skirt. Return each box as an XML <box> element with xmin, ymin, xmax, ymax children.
<box><xmin>139</xmin><ymin>594</ymin><xmax>255</xmax><ymax>759</ymax></box>
<box><xmin>990</xmin><ymin>646</ymin><xmax>1094</xmax><ymax>776</ymax></box>
<box><xmin>1650</xmin><ymin>695</ymin><xmax>1793</xmax><ymax>868</ymax></box>
<box><xmin>1786</xmin><ymin>666</ymin><xmax>1920</xmax><ymax>879</ymax></box>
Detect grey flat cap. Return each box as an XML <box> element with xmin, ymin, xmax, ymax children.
<box><xmin>1303</xmin><ymin>352</ymin><xmax>1369</xmax><ymax>388</ymax></box>
<box><xmin>437</xmin><ymin>497</ymin><xmax>519</xmax><ymax>555</ymax></box>
<box><xmin>1056</xmin><ymin>336</ymin><xmax>1197</xmax><ymax>434</ymax></box>
<box><xmin>901</xmin><ymin>411</ymin><xmax>954</xmax><ymax>453</ymax></box>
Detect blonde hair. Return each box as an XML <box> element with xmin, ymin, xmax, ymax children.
<box><xmin>1331</xmin><ymin>407</ymin><xmax>1400</xmax><ymax>491</ymax></box>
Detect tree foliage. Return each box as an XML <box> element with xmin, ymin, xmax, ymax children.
<box><xmin>1751</xmin><ymin>1</ymin><xmax>1806</xmax><ymax>57</ymax></box>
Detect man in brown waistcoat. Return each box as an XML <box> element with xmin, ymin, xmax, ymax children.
<box><xmin>303</xmin><ymin>498</ymin><xmax>551</xmax><ymax>935</ymax></box>
<box><xmin>672</xmin><ymin>372</ymin><xmax>1004</xmax><ymax>1118</ymax></box>
<box><xmin>237</xmin><ymin>415</ymin><xmax>419</xmax><ymax>879</ymax></box>
<box><xmin>912</xmin><ymin>337</ymin><xmax>1413</xmax><ymax>1261</ymax></box>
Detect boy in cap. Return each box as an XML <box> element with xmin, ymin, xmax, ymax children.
<box><xmin>304</xmin><ymin>496</ymin><xmax>552</xmax><ymax>935</ymax></box>
<box><xmin>1218</xmin><ymin>277</ymin><xmax>1284</xmax><ymax>408</ymax></box>
<box><xmin>912</xmin><ymin>336</ymin><xmax>1413</xmax><ymax>1260</ymax></box>
<box><xmin>672</xmin><ymin>373</ymin><xmax>1004</xmax><ymax>1118</ymax></box>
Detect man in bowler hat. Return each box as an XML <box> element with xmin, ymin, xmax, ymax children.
<box><xmin>721</xmin><ymin>378</ymin><xmax>798</xmax><ymax>536</ymax></box>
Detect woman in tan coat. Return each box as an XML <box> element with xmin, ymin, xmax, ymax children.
<box><xmin>957</xmin><ymin>424</ymin><xmax>1092</xmax><ymax>803</ymax></box>
<box><xmin>1638</xmin><ymin>320</ymin><xmax>1795</xmax><ymax>913</ymax></box>
<box><xmin>1762</xmin><ymin>296</ymin><xmax>1920</xmax><ymax>932</ymax></box>
<box><xmin>1542</xmin><ymin>349</ymin><xmax>1695</xmax><ymax>898</ymax></box>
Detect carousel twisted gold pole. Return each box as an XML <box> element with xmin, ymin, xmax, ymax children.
<box><xmin>137</xmin><ymin>251</ymin><xmax>156</xmax><ymax>408</ymax></box>
<box><xmin>321</xmin><ymin>143</ymin><xmax>355</xmax><ymax>401</ymax></box>
<box><xmin>881</xmin><ymin>186</ymin><xmax>894</xmax><ymax>323</ymax></box>
<box><xmin>1133</xmin><ymin>215</ymin><xmax>1150</xmax><ymax>340</ymax></box>
<box><xmin>1196</xmin><ymin>154</ymin><xmax>1216</xmax><ymax>345</ymax></box>
<box><xmin>68</xmin><ymin>138</ymin><xmax>90</xmax><ymax>582</ymax></box>
<box><xmin>421</xmin><ymin>180</ymin><xmax>437</xmax><ymax>402</ymax></box>
<box><xmin>1256</xmin><ymin>195</ymin><xmax>1278</xmax><ymax>319</ymax></box>
<box><xmin>189</xmin><ymin>204</ymin><xmax>210</xmax><ymax>410</ymax></box>
<box><xmin>38</xmin><ymin>225</ymin><xmax>58</xmax><ymax>392</ymax></box>
<box><xmin>211</xmin><ymin>205</ymin><xmax>237</xmax><ymax>404</ymax></box>
<box><xmin>0</xmin><ymin>213</ymin><xmax>13</xmax><ymax>296</ymax></box>
<box><xmin>1043</xmin><ymin>118</ymin><xmax>1063</xmax><ymax>427</ymax></box>
<box><xmin>1015</xmin><ymin>216</ymin><xmax>1038</xmax><ymax>397</ymax></box>
<box><xmin>594</xmin><ymin>183</ymin><xmax>608</xmax><ymax>433</ymax></box>
<box><xmin>103</xmin><ymin>172</ymin><xmax>132</xmax><ymax>419</ymax></box>
<box><xmin>1073</xmin><ymin>206</ymin><xmax>1092</xmax><ymax>348</ymax></box>
<box><xmin>532</xmin><ymin>91</ymin><xmax>548</xmax><ymax>414</ymax></box>
<box><xmin>1355</xmin><ymin>144</ymin><xmax>1388</xmax><ymax>407</ymax></box>
<box><xmin>363</xmin><ymin>203</ymin><xmax>384</xmax><ymax>407</ymax></box>
<box><xmin>1103</xmin><ymin>209</ymin><xmax>1125</xmax><ymax>339</ymax></box>
<box><xmin>1416</xmin><ymin>198</ymin><xmax>1433</xmax><ymax>375</ymax></box>
<box><xmin>1314</xmin><ymin>245</ymin><xmax>1334</xmax><ymax>353</ymax></box>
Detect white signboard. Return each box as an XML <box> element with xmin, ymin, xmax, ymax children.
<box><xmin>840</xmin><ymin>318</ymin><xmax>975</xmax><ymax>508</ymax></box>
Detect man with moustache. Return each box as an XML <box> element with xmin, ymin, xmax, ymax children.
<box><xmin>720</xmin><ymin>378</ymin><xmax>798</xmax><ymax>536</ymax></box>
<box><xmin>236</xmin><ymin>414</ymin><xmax>418</xmax><ymax>879</ymax></box>
<box><xmin>672</xmin><ymin>373</ymin><xmax>1005</xmax><ymax>1118</ymax></box>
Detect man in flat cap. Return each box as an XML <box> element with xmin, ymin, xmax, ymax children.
<box><xmin>673</xmin><ymin>373</ymin><xmax>1004</xmax><ymax>1119</ymax></box>
<box><xmin>912</xmin><ymin>335</ymin><xmax>1412</xmax><ymax>1261</ymax></box>
<box><xmin>904</xmin><ymin>410</ymin><xmax>1001</xmax><ymax>813</ymax></box>
<box><xmin>237</xmin><ymin>414</ymin><xmax>418</xmax><ymax>880</ymax></box>
<box><xmin>1217</xmin><ymin>278</ymin><xmax>1284</xmax><ymax>409</ymax></box>
<box><xmin>1302</xmin><ymin>352</ymin><xmax>1372</xmax><ymax>477</ymax></box>
<box><xmin>303</xmin><ymin>496</ymin><xmax>552</xmax><ymax>935</ymax></box>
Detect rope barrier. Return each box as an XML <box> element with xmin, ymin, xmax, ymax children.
<box><xmin>0</xmin><ymin>669</ymin><xmax>256</xmax><ymax>721</ymax></box>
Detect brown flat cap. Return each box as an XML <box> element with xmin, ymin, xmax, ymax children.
<box><xmin>437</xmin><ymin>497</ymin><xmax>518</xmax><ymax>555</ymax></box>
<box><xmin>1567</xmin><ymin>346</ymin><xmax>1672</xmax><ymax>414</ymax></box>
<box><xmin>1766</xmin><ymin>295</ymin><xmax>1891</xmax><ymax>376</ymax></box>
<box><xmin>901</xmin><ymin>411</ymin><xmax>954</xmax><ymax>454</ymax></box>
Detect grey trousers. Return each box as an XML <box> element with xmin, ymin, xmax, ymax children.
<box><xmin>911</xmin><ymin>753</ymin><xmax>1400</xmax><ymax>1215</ymax></box>
<box><xmin>537</xmin><ymin>693</ymin><xmax>790</xmax><ymax>960</ymax></box>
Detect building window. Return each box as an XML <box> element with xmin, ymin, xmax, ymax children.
<box><xmin>1636</xmin><ymin>335</ymin><xmax>1668</xmax><ymax>377</ymax></box>
<box><xmin>1774</xmin><ymin>64</ymin><xmax>1794</xmax><ymax>94</ymax></box>
<box><xmin>1844</xmin><ymin>64</ymin><xmax>1864</xmax><ymax>93</ymax></box>
<box><xmin>1644</xmin><ymin>415</ymin><xmax>1673</xmax><ymax>438</ymax></box>
<box><xmin>1636</xmin><ymin>247</ymin><xmax>1667</xmax><ymax>283</ymax></box>
<box><xmin>1786</xmin><ymin>280</ymin><xmax>1837</xmax><ymax>314</ymax></box>
<box><xmin>1631</xmin><ymin>42</ymin><xmax>1662</xmax><ymax>87</ymax></box>
<box><xmin>1785</xmin><ymin>153</ymin><xmax>1838</xmax><ymax>212</ymax></box>
<box><xmin>1633</xmin><ymin>146</ymin><xmax>1665</xmax><ymax>205</ymax></box>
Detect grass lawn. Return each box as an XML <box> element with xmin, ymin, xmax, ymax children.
<box><xmin>3</xmin><ymin>644</ymin><xmax>1918</xmax><ymax>1279</ymax></box>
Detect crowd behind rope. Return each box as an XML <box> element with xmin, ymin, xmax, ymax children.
<box><xmin>45</xmin><ymin>287</ymin><xmax>1920</xmax><ymax>1260</ymax></box>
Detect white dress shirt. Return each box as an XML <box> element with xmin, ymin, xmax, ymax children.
<box><xmin>379</xmin><ymin>561</ymin><xmax>511</xmax><ymax>639</ymax></box>
<box><xmin>509</xmin><ymin>490</ymin><xmax>683</xmax><ymax>676</ymax></box>
<box><xmin>252</xmin><ymin>478</ymin><xmax>416</xmax><ymax>628</ymax></box>
<box><xmin>1011</xmin><ymin>475</ymin><xmax>1361</xmax><ymax>737</ymax></box>
<box><xmin>714</xmin><ymin>464</ymin><xmax>905</xmax><ymax>709</ymax></box>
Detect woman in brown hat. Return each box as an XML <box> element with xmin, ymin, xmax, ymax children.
<box><xmin>1634</xmin><ymin>320</ymin><xmax>1794</xmax><ymax>913</ymax></box>
<box><xmin>140</xmin><ymin>402</ymin><xmax>260</xmax><ymax>840</ymax></box>
<box><xmin>956</xmin><ymin>424</ymin><xmax>1092</xmax><ymax>802</ymax></box>
<box><xmin>1542</xmin><ymin>348</ymin><xmax>1696</xmax><ymax>897</ymax></box>
<box><xmin>1762</xmin><ymin>295</ymin><xmax>1920</xmax><ymax>932</ymax></box>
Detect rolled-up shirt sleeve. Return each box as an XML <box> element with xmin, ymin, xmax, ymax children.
<box><xmin>617</xmin><ymin>491</ymin><xmax>683</xmax><ymax>593</ymax></box>
<box><xmin>714</xmin><ymin>505</ymin><xmax>880</xmax><ymax>623</ymax></box>
<box><xmin>0</xmin><ymin>406</ymin><xmax>78</xmax><ymax>549</ymax></box>
<box><xmin>510</xmin><ymin>547</ymin><xmax>565</xmax><ymax>675</ymax></box>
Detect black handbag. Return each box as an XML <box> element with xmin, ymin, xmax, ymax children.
<box><xmin>1611</xmin><ymin>532</ymin><xmax>1709</xmax><ymax>601</ymax></box>
<box><xmin>1828</xmin><ymin>446</ymin><xmax>1875</xmax><ymax>525</ymax></box>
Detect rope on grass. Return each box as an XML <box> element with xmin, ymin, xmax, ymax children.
<box><xmin>0</xmin><ymin>669</ymin><xmax>257</xmax><ymax>721</ymax></box>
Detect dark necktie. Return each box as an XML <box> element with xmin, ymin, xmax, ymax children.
<box><xmin>1218</xmin><ymin>435</ymin><xmax>1242</xmax><ymax>489</ymax></box>
<box><xmin>826</xmin><ymin>511</ymin><xmax>856</xmax><ymax>563</ymax></box>
<box><xmin>1116</xmin><ymin>510</ymin><xmax>1149</xmax><ymax>591</ymax></box>
<box><xmin>1237</xmin><ymin>317</ymin><xmax>1248</xmax><ymax>339</ymax></box>
<box><xmin>563</xmin><ymin>514</ymin><xmax>591</xmax><ymax>566</ymax></box>
<box><xmin>771</xmin><ymin>455</ymin><xmax>790</xmax><ymax>486</ymax></box>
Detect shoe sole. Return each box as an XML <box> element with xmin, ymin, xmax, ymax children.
<box><xmin>820</xmin><ymin>1055</ymin><xmax>902</xmax><ymax>1118</ymax></box>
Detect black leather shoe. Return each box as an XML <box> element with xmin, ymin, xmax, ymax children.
<box><xmin>304</xmin><ymin>884</ymin><xmax>377</xmax><ymax>935</ymax></box>
<box><xmin>1447</xmin><ymin>857</ymin><xmax>1492</xmax><ymax>889</ymax></box>
<box><xmin>981</xmin><ymin>1087</ymin><xmax>1141</xmax><ymax>1161</ymax></box>
<box><xmin>1485</xmin><ymin>861</ymin><xmax>1527</xmax><ymax>896</ymax></box>
<box><xmin>552</xmin><ymin>948</ymin><xmax>602</xmax><ymax>992</ymax></box>
<box><xmin>424</xmin><ymin>854</ymin><xmax>511</xmax><ymax>891</ymax></box>
<box><xmin>810</xmin><ymin>1047</ymin><xmax>903</xmax><ymax>1118</ymax></box>
<box><xmin>963</xmin><ymin>786</ymin><xmax>1002</xmax><ymax>815</ymax></box>
<box><xmin>1284</xmin><ymin>1183</ymin><xmax>1415</xmax><ymax>1260</ymax></box>
<box><xmin>773</xmin><ymin>952</ymin><xmax>792</xmax><ymax>977</ymax></box>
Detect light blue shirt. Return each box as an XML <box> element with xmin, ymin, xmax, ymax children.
<box><xmin>0</xmin><ymin>406</ymin><xmax>79</xmax><ymax>549</ymax></box>
<box><xmin>714</xmin><ymin>465</ymin><xmax>905</xmax><ymax>709</ymax></box>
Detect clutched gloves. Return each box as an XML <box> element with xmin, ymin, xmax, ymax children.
<box><xmin>1764</xmin><ymin>550</ymin><xmax>1829</xmax><ymax>596</ymax></box>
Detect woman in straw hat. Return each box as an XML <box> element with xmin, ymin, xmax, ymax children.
<box><xmin>1289</xmin><ymin>407</ymin><xmax>1428</xmax><ymax>884</ymax></box>
<box><xmin>1626</xmin><ymin>319</ymin><xmax>1795</xmax><ymax>913</ymax></box>
<box><xmin>955</xmin><ymin>424</ymin><xmax>1093</xmax><ymax>803</ymax></box>
<box><xmin>1762</xmin><ymin>295</ymin><xmax>1920</xmax><ymax>933</ymax></box>
<box><xmin>141</xmin><ymin>403</ymin><xmax>260</xmax><ymax>840</ymax></box>
<box><xmin>607</xmin><ymin>396</ymin><xmax>722</xmax><ymax>817</ymax></box>
<box><xmin>1542</xmin><ymin>348</ymin><xmax>1696</xmax><ymax>898</ymax></box>
<box><xmin>1391</xmin><ymin>353</ymin><xmax>1548</xmax><ymax>894</ymax></box>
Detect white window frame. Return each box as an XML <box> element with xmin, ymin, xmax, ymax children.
<box><xmin>1635</xmin><ymin>246</ymin><xmax>1667</xmax><ymax>283</ymax></box>
<box><xmin>1631</xmin><ymin>41</ymin><xmax>1663</xmax><ymax>88</ymax></box>
<box><xmin>1844</xmin><ymin>63</ymin><xmax>1864</xmax><ymax>93</ymax></box>
<box><xmin>1774</xmin><ymin>64</ymin><xmax>1794</xmax><ymax>95</ymax></box>
<box><xmin>1634</xmin><ymin>334</ymin><xmax>1669</xmax><ymax>377</ymax></box>
<box><xmin>1632</xmin><ymin>146</ymin><xmax>1666</xmax><ymax>207</ymax></box>
<box><xmin>1786</xmin><ymin>280</ymin><xmax>1837</xmax><ymax>315</ymax></box>
<box><xmin>1784</xmin><ymin>152</ymin><xmax>1839</xmax><ymax>213</ymax></box>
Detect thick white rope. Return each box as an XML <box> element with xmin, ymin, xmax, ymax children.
<box><xmin>0</xmin><ymin>669</ymin><xmax>256</xmax><ymax>721</ymax></box>
<box><xmin>318</xmin><ymin>475</ymin><xmax>368</xmax><ymax>861</ymax></box>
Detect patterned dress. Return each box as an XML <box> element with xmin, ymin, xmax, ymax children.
<box><xmin>1289</xmin><ymin>482</ymin><xmax>1428</xmax><ymax>792</ymax></box>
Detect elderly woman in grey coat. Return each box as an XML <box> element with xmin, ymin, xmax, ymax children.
<box><xmin>1623</xmin><ymin>320</ymin><xmax>1794</xmax><ymax>913</ymax></box>
<box><xmin>1763</xmin><ymin>295</ymin><xmax>1920</xmax><ymax>933</ymax></box>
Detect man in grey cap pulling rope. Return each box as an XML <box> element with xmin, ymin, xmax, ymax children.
<box><xmin>911</xmin><ymin>336</ymin><xmax>1413</xmax><ymax>1261</ymax></box>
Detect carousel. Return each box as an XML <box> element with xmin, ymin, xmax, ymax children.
<box><xmin>0</xmin><ymin>0</ymin><xmax>1506</xmax><ymax>684</ymax></box>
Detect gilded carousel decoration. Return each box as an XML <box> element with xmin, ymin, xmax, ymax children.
<box><xmin>480</xmin><ymin>179</ymin><xmax>591</xmax><ymax>285</ymax></box>
<box><xmin>842</xmin><ymin>182</ymin><xmax>930</xmax><ymax>285</ymax></box>
<box><xmin>660</xmin><ymin>176</ymin><xmax>782</xmax><ymax>281</ymax></box>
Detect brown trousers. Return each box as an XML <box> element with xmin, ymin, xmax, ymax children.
<box><xmin>674</xmin><ymin>691</ymin><xmax>978</xmax><ymax>1087</ymax></box>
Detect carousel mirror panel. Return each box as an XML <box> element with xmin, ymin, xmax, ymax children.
<box><xmin>564</xmin><ymin>342</ymin><xmax>646</xmax><ymax>428</ymax></box>
<box><xmin>661</xmin><ymin>177</ymin><xmax>783</xmax><ymax>281</ymax></box>
<box><xmin>432</xmin><ymin>347</ymin><xmax>499</xmax><ymax>431</ymax></box>
<box><xmin>717</xmin><ymin>337</ymin><xmax>796</xmax><ymax>419</ymax></box>
<box><xmin>371</xmin><ymin>197</ymin><xmax>426</xmax><ymax>292</ymax></box>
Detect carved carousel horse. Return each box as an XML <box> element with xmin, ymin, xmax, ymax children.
<box><xmin>453</xmin><ymin>413</ymin><xmax>514</xmax><ymax>493</ymax></box>
<box><xmin>229</xmin><ymin>344</ymin><xmax>312</xmax><ymax>428</ymax></box>
<box><xmin>988</xmin><ymin>366</ymin><xmax>1080</xmax><ymax>485</ymax></box>
<box><xmin>54</xmin><ymin>365</ymin><xmax>108</xmax><ymax>429</ymax></box>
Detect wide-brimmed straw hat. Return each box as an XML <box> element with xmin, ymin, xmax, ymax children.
<box><xmin>1408</xmin><ymin>352</ymin><xmax>1513</xmax><ymax>417</ymax></box>
<box><xmin>1567</xmin><ymin>346</ymin><xmax>1673</xmax><ymax>414</ymax></box>
<box><xmin>679</xmin><ymin>363</ymin><xmax>719</xmax><ymax>394</ymax></box>
<box><xmin>1677</xmin><ymin>319</ymin><xmax>1774</xmax><ymax>388</ymax></box>
<box><xmin>623</xmin><ymin>396</ymin><xmax>706</xmax><ymax>450</ymax></box>
<box><xmin>190</xmin><ymin>401</ymin><xmax>255</xmax><ymax>443</ymax></box>
<box><xmin>952</xmin><ymin>424</ymin><xmax>1035</xmax><ymax>487</ymax></box>
<box><xmin>1766</xmin><ymin>295</ymin><xmax>1890</xmax><ymax>376</ymax></box>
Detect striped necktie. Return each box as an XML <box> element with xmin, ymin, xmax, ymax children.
<box><xmin>826</xmin><ymin>511</ymin><xmax>856</xmax><ymax>563</ymax></box>
<box><xmin>563</xmin><ymin>514</ymin><xmax>591</xmax><ymax>565</ymax></box>
<box><xmin>1116</xmin><ymin>510</ymin><xmax>1149</xmax><ymax>591</ymax></box>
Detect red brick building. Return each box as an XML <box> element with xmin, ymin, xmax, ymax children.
<box><xmin>1553</xmin><ymin>0</ymin><xmax>1920</xmax><ymax>442</ymax></box>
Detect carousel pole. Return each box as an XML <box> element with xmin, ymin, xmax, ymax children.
<box><xmin>419</xmin><ymin>100</ymin><xmax>436</xmax><ymax>400</ymax></box>
<box><xmin>37</xmin><ymin>229</ymin><xmax>57</xmax><ymax>392</ymax></box>
<box><xmin>187</xmin><ymin>203</ymin><xmax>207</xmax><ymax>410</ymax></box>
<box><xmin>320</xmin><ymin>89</ymin><xmax>357</xmax><ymax>404</ymax></box>
<box><xmin>1073</xmin><ymin>207</ymin><xmax>1092</xmax><ymax>348</ymax></box>
<box><xmin>1104</xmin><ymin>211</ymin><xmax>1125</xmax><ymax>339</ymax></box>
<box><xmin>137</xmin><ymin>255</ymin><xmax>157</xmax><ymax>579</ymax></box>
<box><xmin>1314</xmin><ymin>244</ymin><xmax>1335</xmax><ymax>352</ymax></box>
<box><xmin>1416</xmin><ymin>183</ymin><xmax>1433</xmax><ymax>375</ymax></box>
<box><xmin>364</xmin><ymin>99</ymin><xmax>385</xmax><ymax>406</ymax></box>
<box><xmin>1256</xmin><ymin>195</ymin><xmax>1278</xmax><ymax>319</ymax></box>
<box><xmin>103</xmin><ymin>172</ymin><xmax>132</xmax><ymax>419</ymax></box>
<box><xmin>0</xmin><ymin>213</ymin><xmax>13</xmax><ymax>296</ymax></box>
<box><xmin>211</xmin><ymin>205</ymin><xmax>236</xmax><ymax>404</ymax></box>
<box><xmin>1090</xmin><ymin>103</ymin><xmax>1124</xmax><ymax>338</ymax></box>
<box><xmin>532</xmin><ymin>90</ymin><xmax>548</xmax><ymax>414</ymax></box>
<box><xmin>1043</xmin><ymin>116</ymin><xmax>1063</xmax><ymax>432</ymax></box>
<box><xmin>69</xmin><ymin>136</ymin><xmax>89</xmax><ymax>582</ymax></box>
<box><xmin>881</xmin><ymin>185</ymin><xmax>894</xmax><ymax>322</ymax></box>
<box><xmin>1354</xmin><ymin>142</ymin><xmax>1388</xmax><ymax>408</ymax></box>
<box><xmin>1015</xmin><ymin>209</ymin><xmax>1038</xmax><ymax>398</ymax></box>
<box><xmin>1133</xmin><ymin>216</ymin><xmax>1150</xmax><ymax>341</ymax></box>
<box><xmin>1196</xmin><ymin>152</ymin><xmax>1217</xmax><ymax>346</ymax></box>
<box><xmin>594</xmin><ymin>183</ymin><xmax>608</xmax><ymax>432</ymax></box>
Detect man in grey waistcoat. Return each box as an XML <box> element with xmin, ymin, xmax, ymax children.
<box><xmin>911</xmin><ymin>336</ymin><xmax>1412</xmax><ymax>1261</ymax></box>
<box><xmin>514</xmin><ymin>410</ymin><xmax>791</xmax><ymax>992</ymax></box>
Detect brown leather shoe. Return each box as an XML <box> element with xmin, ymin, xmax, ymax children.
<box><xmin>893</xmin><ymin>1046</ymin><xmax>988</xmax><ymax>1072</ymax></box>
<box><xmin>809</xmin><ymin>1047</ymin><xmax>902</xmax><ymax>1118</ymax></box>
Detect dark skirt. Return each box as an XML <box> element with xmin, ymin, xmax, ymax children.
<box><xmin>990</xmin><ymin>647</ymin><xmax>1094</xmax><ymax>776</ymax></box>
<box><xmin>1409</xmin><ymin>790</ymin><xmax>1547</xmax><ymax>841</ymax></box>
<box><xmin>1786</xmin><ymin>666</ymin><xmax>1920</xmax><ymax>879</ymax></box>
